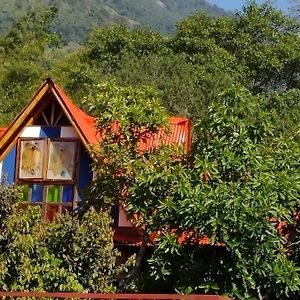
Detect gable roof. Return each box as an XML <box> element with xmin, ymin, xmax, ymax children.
<box><xmin>0</xmin><ymin>78</ymin><xmax>191</xmax><ymax>161</ymax></box>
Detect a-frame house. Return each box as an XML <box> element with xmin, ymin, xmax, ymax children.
<box><xmin>0</xmin><ymin>78</ymin><xmax>191</xmax><ymax>245</ymax></box>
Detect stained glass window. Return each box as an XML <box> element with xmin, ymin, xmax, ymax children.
<box><xmin>17</xmin><ymin>138</ymin><xmax>78</xmax><ymax>220</ymax></box>
<box><xmin>20</xmin><ymin>184</ymin><xmax>74</xmax><ymax>220</ymax></box>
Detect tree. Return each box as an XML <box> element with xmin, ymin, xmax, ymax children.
<box><xmin>148</xmin><ymin>87</ymin><xmax>300</xmax><ymax>299</ymax></box>
<box><xmin>0</xmin><ymin>6</ymin><xmax>60</xmax><ymax>126</ymax></box>
<box><xmin>172</xmin><ymin>3</ymin><xmax>300</xmax><ymax>93</ymax></box>
<box><xmin>85</xmin><ymin>82</ymin><xmax>300</xmax><ymax>299</ymax></box>
<box><xmin>80</xmin><ymin>81</ymin><xmax>187</xmax><ymax>290</ymax></box>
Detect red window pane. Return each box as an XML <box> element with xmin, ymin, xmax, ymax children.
<box><xmin>45</xmin><ymin>205</ymin><xmax>59</xmax><ymax>221</ymax></box>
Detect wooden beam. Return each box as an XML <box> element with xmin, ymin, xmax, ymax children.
<box><xmin>0</xmin><ymin>292</ymin><xmax>231</xmax><ymax>300</ymax></box>
<box><xmin>42</xmin><ymin>111</ymin><xmax>50</xmax><ymax>125</ymax></box>
<box><xmin>0</xmin><ymin>84</ymin><xmax>49</xmax><ymax>161</ymax></box>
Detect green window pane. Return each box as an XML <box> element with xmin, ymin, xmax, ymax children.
<box><xmin>21</xmin><ymin>185</ymin><xmax>30</xmax><ymax>202</ymax></box>
<box><xmin>47</xmin><ymin>185</ymin><xmax>60</xmax><ymax>203</ymax></box>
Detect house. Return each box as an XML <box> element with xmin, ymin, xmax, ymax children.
<box><xmin>0</xmin><ymin>78</ymin><xmax>191</xmax><ymax>246</ymax></box>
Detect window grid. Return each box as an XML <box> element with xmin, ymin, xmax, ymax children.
<box><xmin>21</xmin><ymin>184</ymin><xmax>75</xmax><ymax>221</ymax></box>
<box><xmin>17</xmin><ymin>138</ymin><xmax>79</xmax><ymax>221</ymax></box>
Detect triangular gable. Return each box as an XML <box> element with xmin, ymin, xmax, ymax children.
<box><xmin>52</xmin><ymin>83</ymin><xmax>99</xmax><ymax>146</ymax></box>
<box><xmin>0</xmin><ymin>78</ymin><xmax>97</xmax><ymax>161</ymax></box>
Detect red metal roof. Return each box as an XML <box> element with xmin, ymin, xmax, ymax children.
<box><xmin>52</xmin><ymin>83</ymin><xmax>100</xmax><ymax>146</ymax></box>
<box><xmin>52</xmin><ymin>82</ymin><xmax>191</xmax><ymax>151</ymax></box>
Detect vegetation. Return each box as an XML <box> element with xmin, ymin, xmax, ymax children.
<box><xmin>0</xmin><ymin>185</ymin><xmax>125</xmax><ymax>292</ymax></box>
<box><xmin>0</xmin><ymin>6</ymin><xmax>60</xmax><ymax>125</ymax></box>
<box><xmin>83</xmin><ymin>81</ymin><xmax>300</xmax><ymax>299</ymax></box>
<box><xmin>1</xmin><ymin>2</ymin><xmax>300</xmax><ymax>299</ymax></box>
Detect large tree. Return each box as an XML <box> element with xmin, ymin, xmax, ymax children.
<box><xmin>51</xmin><ymin>3</ymin><xmax>300</xmax><ymax>125</ymax></box>
<box><xmin>0</xmin><ymin>6</ymin><xmax>60</xmax><ymax>125</ymax></box>
<box><xmin>83</xmin><ymin>80</ymin><xmax>300</xmax><ymax>299</ymax></box>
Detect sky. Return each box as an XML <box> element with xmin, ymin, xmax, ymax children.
<box><xmin>207</xmin><ymin>0</ymin><xmax>292</xmax><ymax>12</ymax></box>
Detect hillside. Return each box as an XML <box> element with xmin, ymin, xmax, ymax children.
<box><xmin>0</xmin><ymin>0</ymin><xmax>227</xmax><ymax>43</ymax></box>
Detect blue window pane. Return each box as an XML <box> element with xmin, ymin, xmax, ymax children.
<box><xmin>62</xmin><ymin>185</ymin><xmax>74</xmax><ymax>203</ymax></box>
<box><xmin>31</xmin><ymin>184</ymin><xmax>43</xmax><ymax>203</ymax></box>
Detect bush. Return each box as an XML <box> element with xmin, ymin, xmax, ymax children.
<box><xmin>0</xmin><ymin>184</ymin><xmax>123</xmax><ymax>292</ymax></box>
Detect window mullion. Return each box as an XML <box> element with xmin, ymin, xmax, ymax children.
<box><xmin>42</xmin><ymin>185</ymin><xmax>48</xmax><ymax>220</ymax></box>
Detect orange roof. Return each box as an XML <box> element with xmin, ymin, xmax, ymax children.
<box><xmin>52</xmin><ymin>81</ymin><xmax>191</xmax><ymax>152</ymax></box>
<box><xmin>0</xmin><ymin>78</ymin><xmax>191</xmax><ymax>160</ymax></box>
<box><xmin>0</xmin><ymin>128</ymin><xmax>6</xmax><ymax>137</ymax></box>
<box><xmin>52</xmin><ymin>83</ymin><xmax>100</xmax><ymax>146</ymax></box>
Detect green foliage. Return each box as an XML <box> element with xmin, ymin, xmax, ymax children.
<box><xmin>86</xmin><ymin>83</ymin><xmax>300</xmax><ymax>298</ymax></box>
<box><xmin>147</xmin><ymin>87</ymin><xmax>300</xmax><ymax>299</ymax></box>
<box><xmin>0</xmin><ymin>185</ymin><xmax>123</xmax><ymax>292</ymax></box>
<box><xmin>265</xmin><ymin>89</ymin><xmax>300</xmax><ymax>136</ymax></box>
<box><xmin>173</xmin><ymin>4</ymin><xmax>300</xmax><ymax>93</ymax></box>
<box><xmin>1</xmin><ymin>2</ymin><xmax>300</xmax><ymax>298</ymax></box>
<box><xmin>55</xmin><ymin>24</ymin><xmax>238</xmax><ymax>123</ymax></box>
<box><xmin>189</xmin><ymin>88</ymin><xmax>300</xmax><ymax>298</ymax></box>
<box><xmin>0</xmin><ymin>206</ymin><xmax>83</xmax><ymax>292</ymax></box>
<box><xmin>0</xmin><ymin>184</ymin><xmax>22</xmax><ymax>226</ymax></box>
<box><xmin>55</xmin><ymin>3</ymin><xmax>300</xmax><ymax>125</ymax></box>
<box><xmin>45</xmin><ymin>208</ymin><xmax>121</xmax><ymax>292</ymax></box>
<box><xmin>81</xmin><ymin>81</ymin><xmax>168</xmax><ymax>211</ymax></box>
<box><xmin>0</xmin><ymin>6</ymin><xmax>61</xmax><ymax>125</ymax></box>
<box><xmin>2</xmin><ymin>3</ymin><xmax>299</xmax><ymax>127</ymax></box>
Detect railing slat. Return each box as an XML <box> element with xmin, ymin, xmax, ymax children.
<box><xmin>0</xmin><ymin>291</ymin><xmax>231</xmax><ymax>300</ymax></box>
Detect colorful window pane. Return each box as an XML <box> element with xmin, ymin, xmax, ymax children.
<box><xmin>45</xmin><ymin>205</ymin><xmax>59</xmax><ymax>221</ymax></box>
<box><xmin>20</xmin><ymin>183</ymin><xmax>74</xmax><ymax>220</ymax></box>
<box><xmin>47</xmin><ymin>185</ymin><xmax>60</xmax><ymax>203</ymax></box>
<box><xmin>31</xmin><ymin>184</ymin><xmax>43</xmax><ymax>203</ymax></box>
<box><xmin>21</xmin><ymin>185</ymin><xmax>30</xmax><ymax>202</ymax></box>
<box><xmin>62</xmin><ymin>185</ymin><xmax>74</xmax><ymax>203</ymax></box>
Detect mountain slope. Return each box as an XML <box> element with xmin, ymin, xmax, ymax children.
<box><xmin>0</xmin><ymin>0</ymin><xmax>227</xmax><ymax>43</ymax></box>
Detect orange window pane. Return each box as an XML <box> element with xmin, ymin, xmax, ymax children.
<box><xmin>45</xmin><ymin>205</ymin><xmax>59</xmax><ymax>221</ymax></box>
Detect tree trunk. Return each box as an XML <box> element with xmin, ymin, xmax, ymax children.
<box><xmin>117</xmin><ymin>235</ymin><xmax>149</xmax><ymax>292</ymax></box>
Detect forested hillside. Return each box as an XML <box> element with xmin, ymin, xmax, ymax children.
<box><xmin>0</xmin><ymin>0</ymin><xmax>226</xmax><ymax>43</ymax></box>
